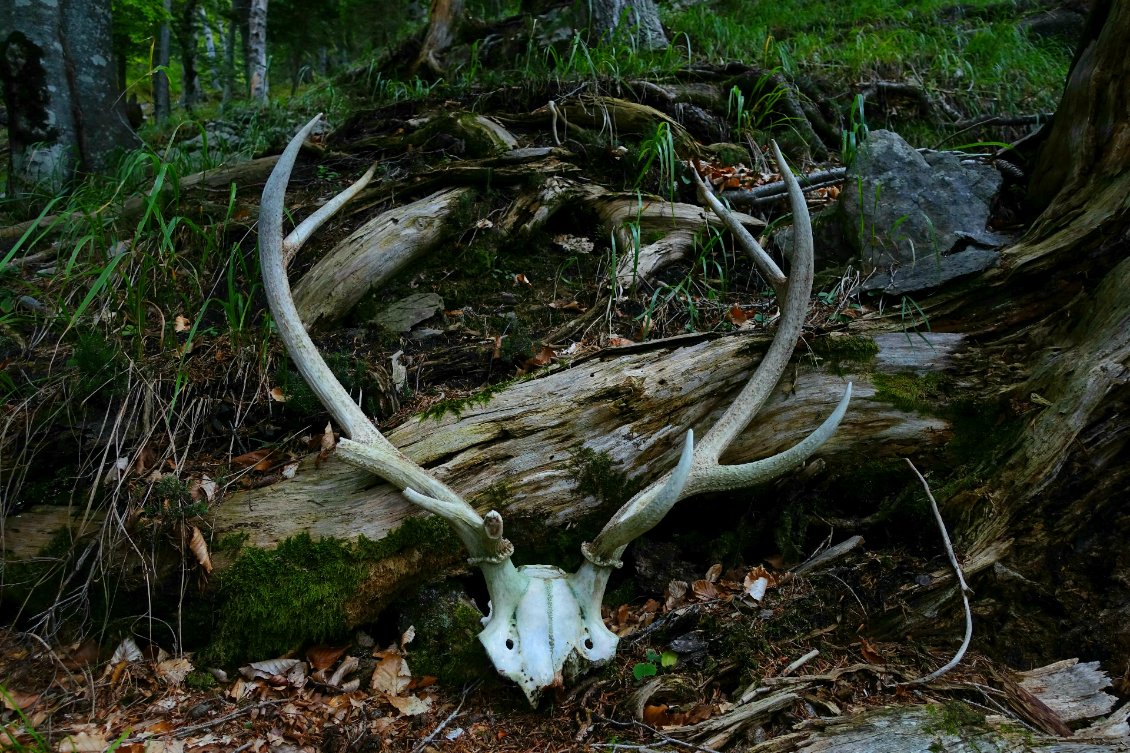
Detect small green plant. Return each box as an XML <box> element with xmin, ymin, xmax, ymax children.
<box><xmin>841</xmin><ymin>94</ymin><xmax>869</xmax><ymax>167</ymax></box>
<box><xmin>632</xmin><ymin>648</ymin><xmax>678</xmax><ymax>680</ymax></box>
<box><xmin>635</xmin><ymin>122</ymin><xmax>679</xmax><ymax>203</ymax></box>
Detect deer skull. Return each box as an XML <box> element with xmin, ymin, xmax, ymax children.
<box><xmin>259</xmin><ymin>114</ymin><xmax>851</xmax><ymax>705</ymax></box>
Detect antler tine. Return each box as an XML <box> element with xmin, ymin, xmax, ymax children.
<box><xmin>261</xmin><ymin>114</ymin><xmax>506</xmax><ymax>559</ymax></box>
<box><xmin>584</xmin><ymin>141</ymin><xmax>851</xmax><ymax>563</ymax></box>
<box><xmin>690</xmin><ymin>161</ymin><xmax>787</xmax><ymax>300</ymax></box>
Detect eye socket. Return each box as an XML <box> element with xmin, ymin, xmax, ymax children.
<box><xmin>505</xmin><ymin>638</ymin><xmax>515</xmax><ymax>650</ymax></box>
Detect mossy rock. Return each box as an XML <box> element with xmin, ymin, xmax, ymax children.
<box><xmin>396</xmin><ymin>584</ymin><xmax>491</xmax><ymax>685</ymax></box>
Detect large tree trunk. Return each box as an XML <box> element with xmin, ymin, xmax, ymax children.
<box><xmin>0</xmin><ymin>0</ymin><xmax>138</xmax><ymax>194</ymax></box>
<box><xmin>247</xmin><ymin>0</ymin><xmax>268</xmax><ymax>102</ymax></box>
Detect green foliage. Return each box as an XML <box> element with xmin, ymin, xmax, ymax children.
<box><xmin>68</xmin><ymin>332</ymin><xmax>127</xmax><ymax>399</ymax></box>
<box><xmin>632</xmin><ymin>648</ymin><xmax>678</xmax><ymax>680</ymax></box>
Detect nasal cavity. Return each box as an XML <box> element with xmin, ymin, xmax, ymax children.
<box><xmin>505</xmin><ymin>638</ymin><xmax>515</xmax><ymax>650</ymax></box>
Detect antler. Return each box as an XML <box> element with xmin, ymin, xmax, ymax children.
<box><xmin>259</xmin><ymin>113</ymin><xmax>514</xmax><ymax>565</ymax></box>
<box><xmin>260</xmin><ymin>116</ymin><xmax>850</xmax><ymax>705</ymax></box>
<box><xmin>582</xmin><ymin>142</ymin><xmax>852</xmax><ymax>566</ymax></box>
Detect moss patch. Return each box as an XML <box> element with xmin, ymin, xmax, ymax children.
<box><xmin>397</xmin><ymin>585</ymin><xmax>490</xmax><ymax>685</ymax></box>
<box><xmin>200</xmin><ymin>517</ymin><xmax>460</xmax><ymax>666</ymax></box>
<box><xmin>809</xmin><ymin>333</ymin><xmax>879</xmax><ymax>365</ymax></box>
<box><xmin>872</xmin><ymin>370</ymin><xmax>949</xmax><ymax>413</ymax></box>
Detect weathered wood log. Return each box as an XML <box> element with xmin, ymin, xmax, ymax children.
<box><xmin>293</xmin><ymin>187</ymin><xmax>472</xmax><ymax>328</ymax></box>
<box><xmin>206</xmin><ymin>330</ymin><xmax>958</xmax><ymax>618</ymax></box>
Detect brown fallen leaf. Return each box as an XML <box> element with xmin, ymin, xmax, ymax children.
<box><xmin>174</xmin><ymin>315</ymin><xmax>191</xmax><ymax>333</ymax></box>
<box><xmin>269</xmin><ymin>386</ymin><xmax>287</xmax><ymax>402</ymax></box>
<box><xmin>607</xmin><ymin>336</ymin><xmax>635</xmax><ymax>347</ymax></box>
<box><xmin>691</xmin><ymin>579</ymin><xmax>719</xmax><ymax>600</ymax></box>
<box><xmin>188</xmin><ymin>526</ymin><xmax>213</xmax><ymax>573</ymax></box>
<box><xmin>727</xmin><ymin>304</ymin><xmax>749</xmax><ymax>326</ymax></box>
<box><xmin>231</xmin><ymin>448</ymin><xmax>275</xmax><ymax>471</ymax></box>
<box><xmin>307</xmin><ymin>644</ymin><xmax>348</xmax><ymax>672</ymax></box>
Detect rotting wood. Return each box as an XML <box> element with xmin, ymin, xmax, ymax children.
<box><xmin>293</xmin><ymin>187</ymin><xmax>472</xmax><ymax>328</ymax></box>
<box><xmin>212</xmin><ymin>330</ymin><xmax>961</xmax><ymax>554</ymax></box>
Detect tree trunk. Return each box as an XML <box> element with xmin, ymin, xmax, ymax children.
<box><xmin>247</xmin><ymin>0</ymin><xmax>268</xmax><ymax>102</ymax></box>
<box><xmin>176</xmin><ymin>0</ymin><xmax>201</xmax><ymax>110</ymax></box>
<box><xmin>0</xmin><ymin>0</ymin><xmax>138</xmax><ymax>194</ymax></box>
<box><xmin>412</xmin><ymin>0</ymin><xmax>464</xmax><ymax>77</ymax></box>
<box><xmin>198</xmin><ymin>6</ymin><xmax>222</xmax><ymax>90</ymax></box>
<box><xmin>585</xmin><ymin>0</ymin><xmax>668</xmax><ymax>50</ymax></box>
<box><xmin>153</xmin><ymin>0</ymin><xmax>173</xmax><ymax>122</ymax></box>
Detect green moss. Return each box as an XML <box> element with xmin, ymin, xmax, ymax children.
<box><xmin>924</xmin><ymin>701</ymin><xmax>987</xmax><ymax>736</ymax></box>
<box><xmin>68</xmin><ymin>332</ymin><xmax>126</xmax><ymax>399</ymax></box>
<box><xmin>872</xmin><ymin>370</ymin><xmax>949</xmax><ymax>413</ymax></box>
<box><xmin>421</xmin><ymin>380</ymin><xmax>510</xmax><ymax>421</ymax></box>
<box><xmin>397</xmin><ymin>586</ymin><xmax>490</xmax><ymax>685</ymax></box>
<box><xmin>354</xmin><ymin>515</ymin><xmax>459</xmax><ymax>561</ymax></box>
<box><xmin>198</xmin><ymin>517</ymin><xmax>463</xmax><ymax>666</ymax></box>
<box><xmin>185</xmin><ymin>670</ymin><xmax>217</xmax><ymax>690</ymax></box>
<box><xmin>570</xmin><ymin>447</ymin><xmax>639</xmax><ymax>509</ymax></box>
<box><xmin>201</xmin><ymin>534</ymin><xmax>363</xmax><ymax>666</ymax></box>
<box><xmin>810</xmin><ymin>333</ymin><xmax>879</xmax><ymax>364</ymax></box>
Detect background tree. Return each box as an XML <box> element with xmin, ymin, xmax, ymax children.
<box><xmin>1</xmin><ymin>0</ymin><xmax>139</xmax><ymax>194</ymax></box>
<box><xmin>247</xmin><ymin>0</ymin><xmax>268</xmax><ymax>101</ymax></box>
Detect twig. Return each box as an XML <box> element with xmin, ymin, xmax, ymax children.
<box><xmin>120</xmin><ymin>700</ymin><xmax>283</xmax><ymax>742</ymax></box>
<box><xmin>901</xmin><ymin>458</ymin><xmax>974</xmax><ymax>685</ymax></box>
<box><xmin>722</xmin><ymin>168</ymin><xmax>846</xmax><ymax>206</ymax></box>
<box><xmin>597</xmin><ymin>714</ymin><xmax>722</xmax><ymax>753</ymax></box>
<box><xmin>410</xmin><ymin>681</ymin><xmax>478</xmax><ymax>753</ymax></box>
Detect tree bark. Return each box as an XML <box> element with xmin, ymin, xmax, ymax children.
<box><xmin>0</xmin><ymin>0</ymin><xmax>139</xmax><ymax>194</ymax></box>
<box><xmin>198</xmin><ymin>6</ymin><xmax>222</xmax><ymax>90</ymax></box>
<box><xmin>153</xmin><ymin>0</ymin><xmax>173</xmax><ymax>122</ymax></box>
<box><xmin>175</xmin><ymin>0</ymin><xmax>201</xmax><ymax>110</ymax></box>
<box><xmin>412</xmin><ymin>0</ymin><xmax>464</xmax><ymax>77</ymax></box>
<box><xmin>585</xmin><ymin>0</ymin><xmax>668</xmax><ymax>50</ymax></box>
<box><xmin>247</xmin><ymin>0</ymin><xmax>269</xmax><ymax>102</ymax></box>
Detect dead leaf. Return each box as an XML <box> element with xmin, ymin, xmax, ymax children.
<box><xmin>705</xmin><ymin>563</ymin><xmax>723</xmax><ymax>582</ymax></box>
<box><xmin>524</xmin><ymin>345</ymin><xmax>556</xmax><ymax>369</ymax></box>
<box><xmin>371</xmin><ymin>653</ymin><xmax>411</xmax><ymax>696</ymax></box>
<box><xmin>174</xmin><ymin>315</ymin><xmax>191</xmax><ymax>333</ymax></box>
<box><xmin>1</xmin><ymin>688</ymin><xmax>40</xmax><ymax>711</ymax></box>
<box><xmin>643</xmin><ymin>704</ymin><xmax>673</xmax><ymax>727</ymax></box>
<box><xmin>135</xmin><ymin>445</ymin><xmax>157</xmax><ymax>475</ymax></box>
<box><xmin>727</xmin><ymin>304</ymin><xmax>749</xmax><ymax>326</ymax></box>
<box><xmin>607</xmin><ymin>336</ymin><xmax>635</xmax><ymax>347</ymax></box>
<box><xmin>514</xmin><ymin>273</ymin><xmax>532</xmax><ymax>286</ymax></box>
<box><xmin>231</xmin><ymin>448</ymin><xmax>275</xmax><ymax>471</ymax></box>
<box><xmin>665</xmin><ymin>580</ymin><xmax>689</xmax><ymax>611</ymax></box>
<box><xmin>110</xmin><ymin>637</ymin><xmax>142</xmax><ymax>664</ymax></box>
<box><xmin>474</xmin><ymin>218</ymin><xmax>493</xmax><ymax>229</ymax></box>
<box><xmin>240</xmin><ymin>658</ymin><xmax>300</xmax><ymax>679</ymax></box>
<box><xmin>400</xmin><ymin>625</ymin><xmax>416</xmax><ymax>648</ymax></box>
<box><xmin>548</xmin><ymin>300</ymin><xmax>583</xmax><ymax>311</ymax></box>
<box><xmin>64</xmin><ymin>638</ymin><xmax>101</xmax><ymax>668</ymax></box>
<box><xmin>491</xmin><ymin>335</ymin><xmax>503</xmax><ymax>360</ymax></box>
<box><xmin>188</xmin><ymin>526</ymin><xmax>213</xmax><ymax>573</ymax></box>
<box><xmin>269</xmin><ymin>386</ymin><xmax>287</xmax><ymax>402</ymax></box>
<box><xmin>57</xmin><ymin>729</ymin><xmax>109</xmax><ymax>752</ymax></box>
<box><xmin>858</xmin><ymin>637</ymin><xmax>884</xmax><ymax>664</ymax></box>
<box><xmin>156</xmin><ymin>656</ymin><xmax>194</xmax><ymax>685</ymax></box>
<box><xmin>189</xmin><ymin>475</ymin><xmax>217</xmax><ymax>502</ymax></box>
<box><xmin>328</xmin><ymin>655</ymin><xmax>359</xmax><ymax>687</ymax></box>
<box><xmin>307</xmin><ymin>645</ymin><xmax>348</xmax><ymax>671</ymax></box>
<box><xmin>691</xmin><ymin>579</ymin><xmax>719</xmax><ymax>600</ymax></box>
<box><xmin>385</xmin><ymin>692</ymin><xmax>432</xmax><ymax>716</ymax></box>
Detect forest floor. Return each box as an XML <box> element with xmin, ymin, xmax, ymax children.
<box><xmin>5</xmin><ymin>0</ymin><xmax>1122</xmax><ymax>750</ymax></box>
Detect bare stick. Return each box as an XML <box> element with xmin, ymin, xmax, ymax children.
<box><xmin>410</xmin><ymin>682</ymin><xmax>478</xmax><ymax>753</ymax></box>
<box><xmin>902</xmin><ymin>458</ymin><xmax>973</xmax><ymax>685</ymax></box>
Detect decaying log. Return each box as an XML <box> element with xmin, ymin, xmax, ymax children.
<box><xmin>212</xmin><ymin>330</ymin><xmax>959</xmax><ymax>558</ymax></box>
<box><xmin>293</xmin><ymin>187</ymin><xmax>472</xmax><ymax>328</ymax></box>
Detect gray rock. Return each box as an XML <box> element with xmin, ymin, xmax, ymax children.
<box><xmin>372</xmin><ymin>292</ymin><xmax>444</xmax><ymax>333</ymax></box>
<box><xmin>836</xmin><ymin>130</ymin><xmax>1006</xmax><ymax>294</ymax></box>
